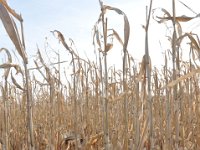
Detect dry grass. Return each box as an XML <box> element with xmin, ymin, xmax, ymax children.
<box><xmin>1</xmin><ymin>0</ymin><xmax>200</xmax><ymax>150</ymax></box>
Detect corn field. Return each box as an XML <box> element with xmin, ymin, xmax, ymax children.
<box><xmin>1</xmin><ymin>0</ymin><xmax>200</xmax><ymax>149</ymax></box>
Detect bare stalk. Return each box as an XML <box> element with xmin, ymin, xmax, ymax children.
<box><xmin>145</xmin><ymin>0</ymin><xmax>153</xmax><ymax>149</ymax></box>
<box><xmin>171</xmin><ymin>0</ymin><xmax>180</xmax><ymax>148</ymax></box>
<box><xmin>122</xmin><ymin>21</ymin><xmax>129</xmax><ymax>150</ymax></box>
<box><xmin>102</xmin><ymin>16</ymin><xmax>110</xmax><ymax>150</ymax></box>
<box><xmin>24</xmin><ymin>63</ymin><xmax>35</xmax><ymax>150</ymax></box>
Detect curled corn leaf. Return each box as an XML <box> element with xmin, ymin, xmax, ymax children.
<box><xmin>0</xmin><ymin>63</ymin><xmax>16</xmax><ymax>69</ymax></box>
<box><xmin>177</xmin><ymin>33</ymin><xmax>200</xmax><ymax>53</ymax></box>
<box><xmin>0</xmin><ymin>48</ymin><xmax>12</xmax><ymax>78</ymax></box>
<box><xmin>11</xmin><ymin>72</ymin><xmax>24</xmax><ymax>91</ymax></box>
<box><xmin>0</xmin><ymin>48</ymin><xmax>12</xmax><ymax>63</ymax></box>
<box><xmin>154</xmin><ymin>8</ymin><xmax>196</xmax><ymax>23</ymax></box>
<box><xmin>101</xmin><ymin>5</ymin><xmax>130</xmax><ymax>52</ymax></box>
<box><xmin>51</xmin><ymin>30</ymin><xmax>78</xmax><ymax>58</ymax></box>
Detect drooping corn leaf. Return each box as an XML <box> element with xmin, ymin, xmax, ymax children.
<box><xmin>0</xmin><ymin>4</ymin><xmax>27</xmax><ymax>63</ymax></box>
<box><xmin>112</xmin><ymin>29</ymin><xmax>123</xmax><ymax>46</ymax></box>
<box><xmin>177</xmin><ymin>33</ymin><xmax>200</xmax><ymax>53</ymax></box>
<box><xmin>155</xmin><ymin>8</ymin><xmax>196</xmax><ymax>23</ymax></box>
<box><xmin>0</xmin><ymin>48</ymin><xmax>12</xmax><ymax>78</ymax></box>
<box><xmin>51</xmin><ymin>30</ymin><xmax>78</xmax><ymax>58</ymax></box>
<box><xmin>103</xmin><ymin>5</ymin><xmax>130</xmax><ymax>52</ymax></box>
<box><xmin>0</xmin><ymin>63</ymin><xmax>21</xmax><ymax>75</ymax></box>
<box><xmin>0</xmin><ymin>0</ymin><xmax>23</xmax><ymax>21</ymax></box>
<box><xmin>157</xmin><ymin>15</ymin><xmax>195</xmax><ymax>22</ymax></box>
<box><xmin>11</xmin><ymin>71</ymin><xmax>24</xmax><ymax>91</ymax></box>
<box><xmin>0</xmin><ymin>47</ymin><xmax>12</xmax><ymax>63</ymax></box>
<box><xmin>155</xmin><ymin>8</ymin><xmax>172</xmax><ymax>23</ymax></box>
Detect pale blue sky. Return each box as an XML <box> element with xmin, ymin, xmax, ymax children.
<box><xmin>8</xmin><ymin>0</ymin><xmax>100</xmax><ymax>55</ymax></box>
<box><xmin>1</xmin><ymin>0</ymin><xmax>200</xmax><ymax>70</ymax></box>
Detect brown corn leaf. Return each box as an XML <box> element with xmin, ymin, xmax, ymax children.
<box><xmin>154</xmin><ymin>7</ymin><xmax>195</xmax><ymax>23</ymax></box>
<box><xmin>191</xmin><ymin>46</ymin><xmax>199</xmax><ymax>67</ymax></box>
<box><xmin>0</xmin><ymin>48</ymin><xmax>12</xmax><ymax>63</ymax></box>
<box><xmin>0</xmin><ymin>48</ymin><xmax>12</xmax><ymax>78</ymax></box>
<box><xmin>187</xmin><ymin>34</ymin><xmax>200</xmax><ymax>52</ymax></box>
<box><xmin>103</xmin><ymin>5</ymin><xmax>130</xmax><ymax>52</ymax></box>
<box><xmin>0</xmin><ymin>0</ymin><xmax>23</xmax><ymax>21</ymax></box>
<box><xmin>166</xmin><ymin>68</ymin><xmax>200</xmax><ymax>88</ymax></box>
<box><xmin>51</xmin><ymin>30</ymin><xmax>79</xmax><ymax>58</ymax></box>
<box><xmin>0</xmin><ymin>4</ymin><xmax>27</xmax><ymax>63</ymax></box>
<box><xmin>176</xmin><ymin>21</ymin><xmax>182</xmax><ymax>37</ymax></box>
<box><xmin>11</xmin><ymin>72</ymin><xmax>24</xmax><ymax>91</ymax></box>
<box><xmin>155</xmin><ymin>8</ymin><xmax>172</xmax><ymax>23</ymax></box>
<box><xmin>0</xmin><ymin>63</ymin><xmax>21</xmax><ymax>73</ymax></box>
<box><xmin>137</xmin><ymin>54</ymin><xmax>152</xmax><ymax>82</ymax></box>
<box><xmin>37</xmin><ymin>48</ymin><xmax>46</xmax><ymax>66</ymax></box>
<box><xmin>112</xmin><ymin>29</ymin><xmax>123</xmax><ymax>46</ymax></box>
<box><xmin>0</xmin><ymin>63</ymin><xmax>16</xmax><ymax>69</ymax></box>
<box><xmin>51</xmin><ymin>30</ymin><xmax>69</xmax><ymax>50</ymax></box>
<box><xmin>98</xmin><ymin>0</ymin><xmax>103</xmax><ymax>8</ymax></box>
<box><xmin>165</xmin><ymin>52</ymin><xmax>168</xmax><ymax>69</ymax></box>
<box><xmin>127</xmin><ymin>52</ymin><xmax>131</xmax><ymax>68</ymax></box>
<box><xmin>157</xmin><ymin>15</ymin><xmax>195</xmax><ymax>22</ymax></box>
<box><xmin>177</xmin><ymin>33</ymin><xmax>200</xmax><ymax>53</ymax></box>
<box><xmin>0</xmin><ymin>63</ymin><xmax>22</xmax><ymax>77</ymax></box>
<box><xmin>103</xmin><ymin>5</ymin><xmax>123</xmax><ymax>15</ymax></box>
<box><xmin>105</xmin><ymin>43</ymin><xmax>113</xmax><ymax>52</ymax></box>
<box><xmin>95</xmin><ymin>28</ymin><xmax>102</xmax><ymax>49</ymax></box>
<box><xmin>123</xmin><ymin>14</ymin><xmax>130</xmax><ymax>52</ymax></box>
<box><xmin>34</xmin><ymin>60</ymin><xmax>48</xmax><ymax>82</ymax></box>
<box><xmin>138</xmin><ymin>56</ymin><xmax>146</xmax><ymax>81</ymax></box>
<box><xmin>86</xmin><ymin>132</ymin><xmax>103</xmax><ymax>147</ymax></box>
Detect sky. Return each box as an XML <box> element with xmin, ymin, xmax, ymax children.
<box><xmin>1</xmin><ymin>0</ymin><xmax>200</xmax><ymax>75</ymax></box>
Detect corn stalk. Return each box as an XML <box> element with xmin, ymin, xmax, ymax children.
<box><xmin>144</xmin><ymin>0</ymin><xmax>153</xmax><ymax>149</ymax></box>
